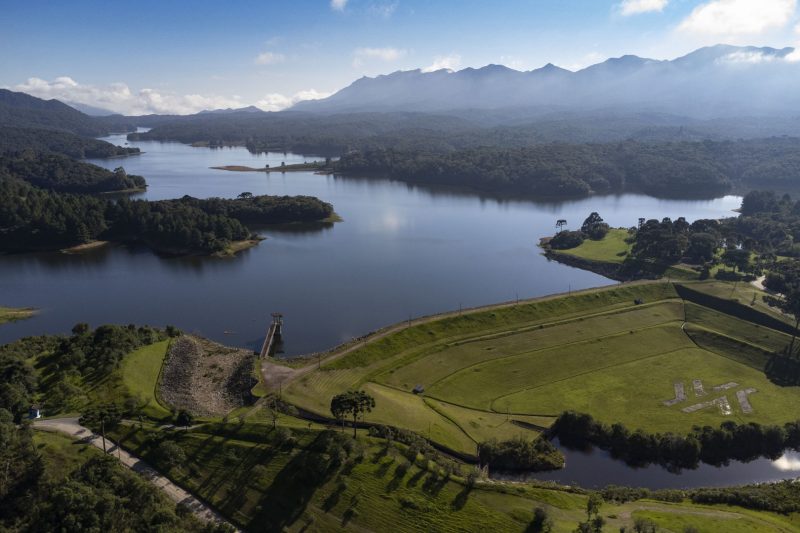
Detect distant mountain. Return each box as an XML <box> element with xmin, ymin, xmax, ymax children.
<box><xmin>65</xmin><ymin>101</ymin><xmax>116</xmax><ymax>116</ymax></box>
<box><xmin>293</xmin><ymin>45</ymin><xmax>800</xmax><ymax>118</ymax></box>
<box><xmin>0</xmin><ymin>88</ymin><xmax>111</xmax><ymax>135</ymax></box>
<box><xmin>198</xmin><ymin>105</ymin><xmax>265</xmax><ymax>115</ymax></box>
<box><xmin>0</xmin><ymin>89</ymin><xmax>136</xmax><ymax>136</ymax></box>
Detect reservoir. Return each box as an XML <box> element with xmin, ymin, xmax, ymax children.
<box><xmin>0</xmin><ymin>134</ymin><xmax>741</xmax><ymax>357</ymax></box>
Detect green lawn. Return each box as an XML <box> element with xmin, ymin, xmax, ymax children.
<box><xmin>554</xmin><ymin>228</ymin><xmax>631</xmax><ymax>263</ymax></box>
<box><xmin>106</xmin><ymin>421</ymin><xmax>797</xmax><ymax>532</ymax></box>
<box><xmin>33</xmin><ymin>430</ymin><xmax>103</xmax><ymax>480</ymax></box>
<box><xmin>282</xmin><ymin>280</ymin><xmax>800</xmax><ymax>453</ymax></box>
<box><xmin>120</xmin><ymin>340</ymin><xmax>172</xmax><ymax>418</ymax></box>
<box><xmin>0</xmin><ymin>305</ymin><xmax>35</xmax><ymax>325</ymax></box>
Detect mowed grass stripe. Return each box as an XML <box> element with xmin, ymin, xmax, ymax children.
<box><xmin>502</xmin><ymin>346</ymin><xmax>800</xmax><ymax>433</ymax></box>
<box><xmin>685</xmin><ymin>301</ymin><xmax>793</xmax><ymax>353</ymax></box>
<box><xmin>423</xmin><ymin>397</ymin><xmax>554</xmax><ymax>444</ymax></box>
<box><xmin>326</xmin><ymin>283</ymin><xmax>678</xmax><ymax>370</ymax></box>
<box><xmin>378</xmin><ymin>301</ymin><xmax>685</xmax><ymax>391</ymax></box>
<box><xmin>426</xmin><ymin>323</ymin><xmax>692</xmax><ymax>411</ymax></box>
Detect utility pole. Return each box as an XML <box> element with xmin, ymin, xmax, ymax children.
<box><xmin>100</xmin><ymin>418</ymin><xmax>107</xmax><ymax>454</ymax></box>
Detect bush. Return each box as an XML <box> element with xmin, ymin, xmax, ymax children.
<box><xmin>478</xmin><ymin>436</ymin><xmax>564</xmax><ymax>471</ymax></box>
<box><xmin>156</xmin><ymin>440</ymin><xmax>186</xmax><ymax>469</ymax></box>
<box><xmin>549</xmin><ymin>230</ymin><xmax>585</xmax><ymax>250</ymax></box>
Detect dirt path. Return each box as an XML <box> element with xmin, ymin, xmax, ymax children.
<box><xmin>33</xmin><ymin>418</ymin><xmax>235</xmax><ymax>530</ymax></box>
<box><xmin>261</xmin><ymin>280</ymin><xmax>661</xmax><ymax>393</ymax></box>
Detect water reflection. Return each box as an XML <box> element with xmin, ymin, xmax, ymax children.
<box><xmin>1</xmin><ymin>136</ymin><xmax>741</xmax><ymax>356</ymax></box>
<box><xmin>500</xmin><ymin>439</ymin><xmax>800</xmax><ymax>489</ymax></box>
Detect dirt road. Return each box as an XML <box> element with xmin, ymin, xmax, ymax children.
<box><xmin>34</xmin><ymin>418</ymin><xmax>235</xmax><ymax>529</ymax></box>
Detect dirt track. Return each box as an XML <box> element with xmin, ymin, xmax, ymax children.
<box><xmin>33</xmin><ymin>418</ymin><xmax>235</xmax><ymax>530</ymax></box>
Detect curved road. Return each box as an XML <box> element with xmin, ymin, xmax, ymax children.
<box><xmin>34</xmin><ymin>418</ymin><xmax>235</xmax><ymax>530</ymax></box>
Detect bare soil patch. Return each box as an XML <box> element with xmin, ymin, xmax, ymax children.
<box><xmin>160</xmin><ymin>336</ymin><xmax>257</xmax><ymax>416</ymax></box>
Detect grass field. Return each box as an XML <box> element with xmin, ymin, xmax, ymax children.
<box><xmin>0</xmin><ymin>305</ymin><xmax>35</xmax><ymax>325</ymax></box>
<box><xmin>33</xmin><ymin>430</ymin><xmax>103</xmax><ymax>479</ymax></box>
<box><xmin>120</xmin><ymin>340</ymin><xmax>172</xmax><ymax>418</ymax></box>
<box><xmin>554</xmin><ymin>228</ymin><xmax>631</xmax><ymax>263</ymax></box>
<box><xmin>106</xmin><ymin>421</ymin><xmax>799</xmax><ymax>532</ymax></box>
<box><xmin>281</xmin><ymin>281</ymin><xmax>800</xmax><ymax>454</ymax></box>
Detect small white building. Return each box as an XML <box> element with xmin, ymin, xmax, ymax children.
<box><xmin>28</xmin><ymin>405</ymin><xmax>41</xmax><ymax>420</ymax></box>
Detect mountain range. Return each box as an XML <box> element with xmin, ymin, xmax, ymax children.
<box><xmin>294</xmin><ymin>45</ymin><xmax>800</xmax><ymax>118</ymax></box>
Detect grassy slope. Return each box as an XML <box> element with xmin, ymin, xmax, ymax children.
<box><xmin>33</xmin><ymin>430</ymin><xmax>104</xmax><ymax>480</ymax></box>
<box><xmin>120</xmin><ymin>340</ymin><xmax>172</xmax><ymax>419</ymax></box>
<box><xmin>555</xmin><ymin>228</ymin><xmax>631</xmax><ymax>263</ymax></box>
<box><xmin>284</xmin><ymin>284</ymin><xmax>678</xmax><ymax>455</ymax></box>
<box><xmin>107</xmin><ymin>421</ymin><xmax>798</xmax><ymax>533</ymax></box>
<box><xmin>0</xmin><ymin>306</ymin><xmax>35</xmax><ymax>325</ymax></box>
<box><xmin>285</xmin><ymin>280</ymin><xmax>800</xmax><ymax>450</ymax></box>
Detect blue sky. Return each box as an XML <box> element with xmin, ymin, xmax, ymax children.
<box><xmin>1</xmin><ymin>0</ymin><xmax>798</xmax><ymax>114</ymax></box>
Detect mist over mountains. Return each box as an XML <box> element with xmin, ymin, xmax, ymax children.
<box><xmin>294</xmin><ymin>45</ymin><xmax>800</xmax><ymax>118</ymax></box>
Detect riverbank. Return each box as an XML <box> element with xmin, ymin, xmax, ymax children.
<box><xmin>0</xmin><ymin>306</ymin><xmax>35</xmax><ymax>325</ymax></box>
<box><xmin>60</xmin><ymin>240</ymin><xmax>110</xmax><ymax>254</ymax></box>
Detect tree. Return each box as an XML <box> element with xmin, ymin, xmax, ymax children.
<box><xmin>530</xmin><ymin>506</ymin><xmax>554</xmax><ymax>532</ymax></box>
<box><xmin>237</xmin><ymin>192</ymin><xmax>253</xmax><ymax>199</ymax></box>
<box><xmin>722</xmin><ymin>248</ymin><xmax>750</xmax><ymax>273</ymax></box>
<box><xmin>175</xmin><ymin>409</ymin><xmax>194</xmax><ymax>428</ymax></box>
<box><xmin>581</xmin><ymin>212</ymin><xmax>609</xmax><ymax>240</ymax></box>
<box><xmin>556</xmin><ymin>219</ymin><xmax>567</xmax><ymax>233</ymax></box>
<box><xmin>330</xmin><ymin>390</ymin><xmax>375</xmax><ymax>438</ymax></box>
<box><xmin>79</xmin><ymin>404</ymin><xmax>122</xmax><ymax>453</ymax></box>
<box><xmin>265</xmin><ymin>394</ymin><xmax>297</xmax><ymax>429</ymax></box>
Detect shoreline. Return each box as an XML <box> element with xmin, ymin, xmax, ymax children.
<box><xmin>210</xmin><ymin>164</ymin><xmax>327</xmax><ymax>173</ymax></box>
<box><xmin>60</xmin><ymin>240</ymin><xmax>111</xmax><ymax>254</ymax></box>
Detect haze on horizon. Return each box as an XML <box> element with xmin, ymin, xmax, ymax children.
<box><xmin>2</xmin><ymin>0</ymin><xmax>800</xmax><ymax>115</ymax></box>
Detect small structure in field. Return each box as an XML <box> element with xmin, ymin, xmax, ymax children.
<box><xmin>28</xmin><ymin>405</ymin><xmax>41</xmax><ymax>419</ymax></box>
<box><xmin>413</xmin><ymin>384</ymin><xmax>425</xmax><ymax>394</ymax></box>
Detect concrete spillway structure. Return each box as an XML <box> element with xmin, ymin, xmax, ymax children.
<box><xmin>259</xmin><ymin>313</ymin><xmax>283</xmax><ymax>358</ymax></box>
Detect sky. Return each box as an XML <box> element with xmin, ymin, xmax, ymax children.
<box><xmin>1</xmin><ymin>0</ymin><xmax>799</xmax><ymax>114</ymax></box>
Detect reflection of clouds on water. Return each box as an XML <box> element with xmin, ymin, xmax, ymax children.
<box><xmin>773</xmin><ymin>455</ymin><xmax>800</xmax><ymax>471</ymax></box>
<box><xmin>369</xmin><ymin>211</ymin><xmax>406</xmax><ymax>233</ymax></box>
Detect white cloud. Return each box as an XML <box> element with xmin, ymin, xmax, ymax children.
<box><xmin>255</xmin><ymin>89</ymin><xmax>331</xmax><ymax>112</ymax></box>
<box><xmin>422</xmin><ymin>53</ymin><xmax>462</xmax><ymax>72</ymax></box>
<box><xmin>718</xmin><ymin>50</ymin><xmax>780</xmax><ymax>63</ymax></box>
<box><xmin>254</xmin><ymin>51</ymin><xmax>285</xmax><ymax>65</ymax></box>
<box><xmin>11</xmin><ymin>76</ymin><xmax>326</xmax><ymax>115</ymax></box>
<box><xmin>678</xmin><ymin>0</ymin><xmax>797</xmax><ymax>36</ymax></box>
<box><xmin>330</xmin><ymin>0</ymin><xmax>347</xmax><ymax>11</ymax></box>
<box><xmin>352</xmin><ymin>47</ymin><xmax>406</xmax><ymax>67</ymax></box>
<box><xmin>369</xmin><ymin>1</ymin><xmax>398</xmax><ymax>18</ymax></box>
<box><xmin>619</xmin><ymin>0</ymin><xmax>669</xmax><ymax>16</ymax></box>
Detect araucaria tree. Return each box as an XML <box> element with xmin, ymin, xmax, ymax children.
<box><xmin>330</xmin><ymin>390</ymin><xmax>376</xmax><ymax>437</ymax></box>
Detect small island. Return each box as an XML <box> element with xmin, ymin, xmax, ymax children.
<box><xmin>211</xmin><ymin>160</ymin><xmax>329</xmax><ymax>173</ymax></box>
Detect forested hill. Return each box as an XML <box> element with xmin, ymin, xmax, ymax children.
<box><xmin>0</xmin><ymin>127</ymin><xmax>139</xmax><ymax>159</ymax></box>
<box><xmin>0</xmin><ymin>89</ymin><xmax>134</xmax><ymax>136</ymax></box>
<box><xmin>0</xmin><ymin>151</ymin><xmax>146</xmax><ymax>194</ymax></box>
<box><xmin>334</xmin><ymin>138</ymin><xmax>800</xmax><ymax>199</ymax></box>
<box><xmin>0</xmin><ymin>177</ymin><xmax>334</xmax><ymax>255</ymax></box>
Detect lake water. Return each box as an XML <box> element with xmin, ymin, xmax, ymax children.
<box><xmin>4</xmin><ymin>134</ymin><xmax>798</xmax><ymax>488</ymax></box>
<box><xmin>499</xmin><ymin>439</ymin><xmax>800</xmax><ymax>490</ymax></box>
<box><xmin>0</xmin><ymin>134</ymin><xmax>742</xmax><ymax>354</ymax></box>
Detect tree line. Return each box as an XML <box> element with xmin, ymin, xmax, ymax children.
<box><xmin>0</xmin><ymin>150</ymin><xmax>146</xmax><ymax>193</ymax></box>
<box><xmin>0</xmin><ymin>126</ymin><xmax>140</xmax><ymax>159</ymax></box>
<box><xmin>552</xmin><ymin>411</ymin><xmax>800</xmax><ymax>471</ymax></box>
<box><xmin>0</xmin><ymin>323</ymin><xmax>173</xmax><ymax>422</ymax></box>
<box><xmin>0</xmin><ymin>177</ymin><xmax>333</xmax><ymax>255</ymax></box>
